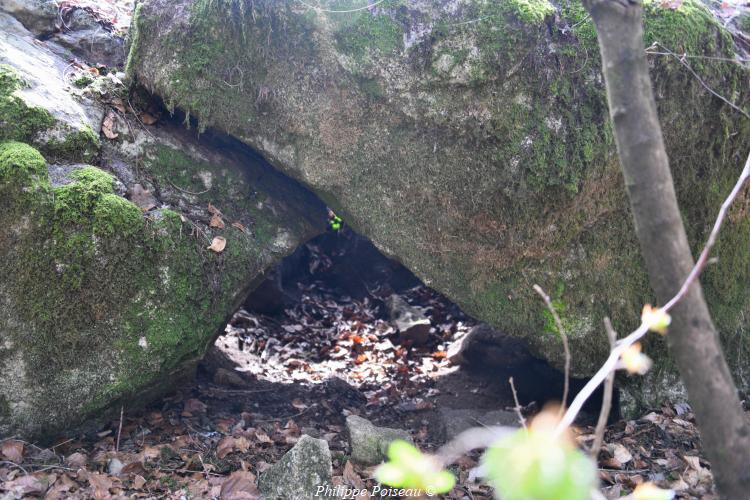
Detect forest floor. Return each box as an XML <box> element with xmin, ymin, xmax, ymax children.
<box><xmin>0</xmin><ymin>276</ymin><xmax>735</xmax><ymax>499</ymax></box>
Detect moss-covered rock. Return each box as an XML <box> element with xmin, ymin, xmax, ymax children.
<box><xmin>128</xmin><ymin>0</ymin><xmax>749</xmax><ymax>411</ymax></box>
<box><xmin>0</xmin><ymin>13</ymin><xmax>102</xmax><ymax>163</ymax></box>
<box><xmin>0</xmin><ymin>126</ymin><xmax>325</xmax><ymax>438</ymax></box>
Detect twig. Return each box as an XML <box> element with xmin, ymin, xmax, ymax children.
<box><xmin>253</xmin><ymin>405</ymin><xmax>314</xmax><ymax>423</ymax></box>
<box><xmin>51</xmin><ymin>437</ymin><xmax>74</xmax><ymax>453</ymax></box>
<box><xmin>645</xmin><ymin>49</ymin><xmax>749</xmax><ymax>64</ymax></box>
<box><xmin>294</xmin><ymin>0</ymin><xmax>388</xmax><ymax>13</ymax></box>
<box><xmin>647</xmin><ymin>42</ymin><xmax>750</xmax><ymax>121</ymax></box>
<box><xmin>556</xmin><ymin>151</ymin><xmax>750</xmax><ymax>435</ymax></box>
<box><xmin>509</xmin><ymin>377</ymin><xmax>527</xmax><ymax>430</ymax></box>
<box><xmin>167</xmin><ymin>180</ymin><xmax>210</xmax><ymax>196</ymax></box>
<box><xmin>0</xmin><ymin>461</ymin><xmax>29</xmax><ymax>475</ymax></box>
<box><xmin>591</xmin><ymin>317</ymin><xmax>617</xmax><ymax>457</ymax></box>
<box><xmin>116</xmin><ymin>405</ymin><xmax>124</xmax><ymax>453</ymax></box>
<box><xmin>533</xmin><ymin>284</ymin><xmax>570</xmax><ymax>416</ymax></box>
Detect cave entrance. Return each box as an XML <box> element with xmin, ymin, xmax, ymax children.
<box><xmin>200</xmin><ymin>226</ymin><xmax>616</xmax><ymax>441</ymax></box>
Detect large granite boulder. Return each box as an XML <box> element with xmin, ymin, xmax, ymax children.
<box><xmin>0</xmin><ymin>11</ymin><xmax>325</xmax><ymax>438</ymax></box>
<box><xmin>127</xmin><ymin>0</ymin><xmax>750</xmax><ymax>410</ymax></box>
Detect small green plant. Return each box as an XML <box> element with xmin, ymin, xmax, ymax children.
<box><xmin>73</xmin><ymin>75</ymin><xmax>94</xmax><ymax>88</ymax></box>
<box><xmin>482</xmin><ymin>411</ymin><xmax>595</xmax><ymax>500</ymax></box>
<box><xmin>328</xmin><ymin>209</ymin><xmax>343</xmax><ymax>231</ymax></box>
<box><xmin>375</xmin><ymin>440</ymin><xmax>455</xmax><ymax>495</ymax></box>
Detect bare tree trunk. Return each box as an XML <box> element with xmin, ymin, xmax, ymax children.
<box><xmin>582</xmin><ymin>0</ymin><xmax>750</xmax><ymax>497</ymax></box>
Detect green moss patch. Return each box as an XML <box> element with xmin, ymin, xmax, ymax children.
<box><xmin>0</xmin><ymin>64</ymin><xmax>56</xmax><ymax>143</ymax></box>
<box><xmin>0</xmin><ymin>141</ymin><xmax>48</xmax><ymax>189</ymax></box>
<box><xmin>335</xmin><ymin>11</ymin><xmax>404</xmax><ymax>59</ymax></box>
<box><xmin>0</xmin><ymin>64</ymin><xmax>100</xmax><ymax>163</ymax></box>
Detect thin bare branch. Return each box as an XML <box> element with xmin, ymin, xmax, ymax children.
<box><xmin>647</xmin><ymin>42</ymin><xmax>750</xmax><ymax>121</ymax></box>
<box><xmin>509</xmin><ymin>377</ymin><xmax>527</xmax><ymax>430</ymax></box>
<box><xmin>116</xmin><ymin>405</ymin><xmax>124</xmax><ymax>453</ymax></box>
<box><xmin>591</xmin><ymin>317</ymin><xmax>617</xmax><ymax>457</ymax></box>
<box><xmin>533</xmin><ymin>284</ymin><xmax>570</xmax><ymax>416</ymax></box>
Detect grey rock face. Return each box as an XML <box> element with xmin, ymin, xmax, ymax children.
<box><xmin>447</xmin><ymin>323</ymin><xmax>534</xmax><ymax>370</ymax></box>
<box><xmin>439</xmin><ymin>408</ymin><xmax>520</xmax><ymax>441</ymax></box>
<box><xmin>0</xmin><ymin>0</ymin><xmax>57</xmax><ymax>35</ymax></box>
<box><xmin>258</xmin><ymin>435</ymin><xmax>333</xmax><ymax>500</ymax></box>
<box><xmin>346</xmin><ymin>415</ymin><xmax>412</xmax><ymax>466</ymax></box>
<box><xmin>0</xmin><ymin>12</ymin><xmax>103</xmax><ymax>162</ymax></box>
<box><xmin>50</xmin><ymin>8</ymin><xmax>127</xmax><ymax>67</ymax></box>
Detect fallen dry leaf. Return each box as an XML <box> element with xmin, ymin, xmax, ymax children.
<box><xmin>87</xmin><ymin>472</ymin><xmax>114</xmax><ymax>500</ymax></box>
<box><xmin>610</xmin><ymin>443</ymin><xmax>633</xmax><ymax>464</ymax></box>
<box><xmin>46</xmin><ymin>473</ymin><xmax>76</xmax><ymax>499</ymax></box>
<box><xmin>343</xmin><ymin>460</ymin><xmax>367</xmax><ymax>490</ymax></box>
<box><xmin>111</xmin><ymin>97</ymin><xmax>126</xmax><ymax>113</ymax></box>
<box><xmin>133</xmin><ymin>474</ymin><xmax>146</xmax><ymax>489</ymax></box>
<box><xmin>219</xmin><ymin>470</ymin><xmax>260</xmax><ymax>500</ymax></box>
<box><xmin>210</xmin><ymin>214</ymin><xmax>226</xmax><ymax>229</ymax></box>
<box><xmin>130</xmin><ymin>183</ymin><xmax>157</xmax><ymax>211</ymax></box>
<box><xmin>254</xmin><ymin>430</ymin><xmax>272</xmax><ymax>444</ymax></box>
<box><xmin>121</xmin><ymin>461</ymin><xmax>146</xmax><ymax>476</ymax></box>
<box><xmin>2</xmin><ymin>475</ymin><xmax>46</xmax><ymax>496</ymax></box>
<box><xmin>184</xmin><ymin>398</ymin><xmax>208</xmax><ymax>414</ymax></box>
<box><xmin>208</xmin><ymin>203</ymin><xmax>222</xmax><ymax>216</ymax></box>
<box><xmin>231</xmin><ymin>222</ymin><xmax>249</xmax><ymax>233</ymax></box>
<box><xmin>102</xmin><ymin>110</ymin><xmax>118</xmax><ymax>139</ymax></box>
<box><xmin>1</xmin><ymin>440</ymin><xmax>24</xmax><ymax>463</ymax></box>
<box><xmin>139</xmin><ymin>112</ymin><xmax>158</xmax><ymax>125</ymax></box>
<box><xmin>217</xmin><ymin>436</ymin><xmax>236</xmax><ymax>459</ymax></box>
<box><xmin>65</xmin><ymin>451</ymin><xmax>88</xmax><ymax>468</ymax></box>
<box><xmin>208</xmin><ymin>236</ymin><xmax>227</xmax><ymax>253</ymax></box>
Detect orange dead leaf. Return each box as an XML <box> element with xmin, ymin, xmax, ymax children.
<box><xmin>220</xmin><ymin>470</ymin><xmax>260</xmax><ymax>499</ymax></box>
<box><xmin>207</xmin><ymin>236</ymin><xmax>227</xmax><ymax>253</ymax></box>
<box><xmin>139</xmin><ymin>112</ymin><xmax>158</xmax><ymax>125</ymax></box>
<box><xmin>210</xmin><ymin>214</ymin><xmax>225</xmax><ymax>229</ymax></box>
<box><xmin>216</xmin><ymin>436</ymin><xmax>236</xmax><ymax>459</ymax></box>
<box><xmin>231</xmin><ymin>222</ymin><xmax>249</xmax><ymax>233</ymax></box>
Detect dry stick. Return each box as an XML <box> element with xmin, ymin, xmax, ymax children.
<box><xmin>116</xmin><ymin>405</ymin><xmax>124</xmax><ymax>453</ymax></box>
<box><xmin>590</xmin><ymin>317</ymin><xmax>617</xmax><ymax>458</ymax></box>
<box><xmin>167</xmin><ymin>180</ymin><xmax>210</xmax><ymax>196</ymax></box>
<box><xmin>532</xmin><ymin>284</ymin><xmax>570</xmax><ymax>416</ymax></box>
<box><xmin>508</xmin><ymin>377</ymin><xmax>527</xmax><ymax>430</ymax></box>
<box><xmin>0</xmin><ymin>461</ymin><xmax>29</xmax><ymax>475</ymax></box>
<box><xmin>556</xmin><ymin>151</ymin><xmax>750</xmax><ymax>435</ymax></box>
